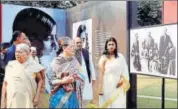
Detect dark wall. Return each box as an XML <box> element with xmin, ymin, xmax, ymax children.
<box><xmin>127</xmin><ymin>2</ymin><xmax>137</xmax><ymax>108</ymax></box>
<box><xmin>129</xmin><ymin>1</ymin><xmax>139</xmax><ymax>28</ymax></box>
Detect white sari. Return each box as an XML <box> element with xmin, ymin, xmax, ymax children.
<box><xmin>4</xmin><ymin>59</ymin><xmax>43</xmax><ymax>108</ymax></box>
<box><xmin>99</xmin><ymin>53</ymin><xmax>129</xmax><ymax>108</ymax></box>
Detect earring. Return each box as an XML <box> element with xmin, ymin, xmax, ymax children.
<box><xmin>48</xmin><ymin>35</ymin><xmax>51</xmax><ymax>40</ymax></box>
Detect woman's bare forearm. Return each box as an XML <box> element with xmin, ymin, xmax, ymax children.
<box><xmin>99</xmin><ymin>64</ymin><xmax>104</xmax><ymax>93</ymax></box>
<box><xmin>119</xmin><ymin>76</ymin><xmax>130</xmax><ymax>92</ymax></box>
<box><xmin>99</xmin><ymin>71</ymin><xmax>103</xmax><ymax>92</ymax></box>
<box><xmin>35</xmin><ymin>73</ymin><xmax>43</xmax><ymax>98</ymax></box>
<box><xmin>98</xmin><ymin>56</ymin><xmax>106</xmax><ymax>94</ymax></box>
<box><xmin>1</xmin><ymin>82</ymin><xmax>7</xmax><ymax>108</ymax></box>
<box><xmin>36</xmin><ymin>80</ymin><xmax>42</xmax><ymax>96</ymax></box>
<box><xmin>40</xmin><ymin>70</ymin><xmax>45</xmax><ymax>85</ymax></box>
<box><xmin>34</xmin><ymin>75</ymin><xmax>43</xmax><ymax>99</ymax></box>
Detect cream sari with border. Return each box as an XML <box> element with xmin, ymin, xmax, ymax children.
<box><xmin>4</xmin><ymin>58</ymin><xmax>44</xmax><ymax>108</ymax></box>
<box><xmin>99</xmin><ymin>53</ymin><xmax>130</xmax><ymax>108</ymax></box>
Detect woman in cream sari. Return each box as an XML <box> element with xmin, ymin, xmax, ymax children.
<box><xmin>1</xmin><ymin>43</ymin><xmax>43</xmax><ymax>108</ymax></box>
<box><xmin>98</xmin><ymin>37</ymin><xmax>130</xmax><ymax>108</ymax></box>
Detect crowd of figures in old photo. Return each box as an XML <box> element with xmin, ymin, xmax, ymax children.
<box><xmin>130</xmin><ymin>24</ymin><xmax>177</xmax><ymax>79</ymax></box>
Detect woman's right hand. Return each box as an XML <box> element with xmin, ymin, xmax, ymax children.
<box><xmin>99</xmin><ymin>90</ymin><xmax>104</xmax><ymax>96</ymax></box>
<box><xmin>33</xmin><ymin>95</ymin><xmax>39</xmax><ymax>107</ymax></box>
<box><xmin>62</xmin><ymin>76</ymin><xmax>74</xmax><ymax>84</ymax></box>
<box><xmin>0</xmin><ymin>101</ymin><xmax>6</xmax><ymax>108</ymax></box>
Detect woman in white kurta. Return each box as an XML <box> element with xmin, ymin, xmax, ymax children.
<box><xmin>98</xmin><ymin>37</ymin><xmax>130</xmax><ymax>108</ymax></box>
<box><xmin>1</xmin><ymin>43</ymin><xmax>43</xmax><ymax>108</ymax></box>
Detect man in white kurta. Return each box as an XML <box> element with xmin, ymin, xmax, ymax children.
<box><xmin>81</xmin><ymin>54</ymin><xmax>96</xmax><ymax>100</ymax></box>
<box><xmin>30</xmin><ymin>46</ymin><xmax>39</xmax><ymax>63</ymax></box>
<box><xmin>74</xmin><ymin>37</ymin><xmax>96</xmax><ymax>107</ymax></box>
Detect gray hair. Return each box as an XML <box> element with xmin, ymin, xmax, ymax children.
<box><xmin>59</xmin><ymin>36</ymin><xmax>72</xmax><ymax>46</ymax></box>
<box><xmin>57</xmin><ymin>37</ymin><xmax>73</xmax><ymax>55</ymax></box>
<box><xmin>16</xmin><ymin>43</ymin><xmax>30</xmax><ymax>53</ymax></box>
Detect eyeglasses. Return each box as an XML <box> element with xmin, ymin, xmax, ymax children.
<box><xmin>76</xmin><ymin>42</ymin><xmax>82</xmax><ymax>44</ymax></box>
<box><xmin>67</xmin><ymin>45</ymin><xmax>75</xmax><ymax>49</ymax></box>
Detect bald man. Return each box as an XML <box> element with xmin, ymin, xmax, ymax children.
<box><xmin>30</xmin><ymin>46</ymin><xmax>39</xmax><ymax>63</ymax></box>
<box><xmin>74</xmin><ymin>36</ymin><xmax>96</xmax><ymax>107</ymax></box>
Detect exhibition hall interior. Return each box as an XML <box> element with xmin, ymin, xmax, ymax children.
<box><xmin>0</xmin><ymin>0</ymin><xmax>177</xmax><ymax>108</ymax></box>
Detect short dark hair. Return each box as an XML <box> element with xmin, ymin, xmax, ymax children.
<box><xmin>103</xmin><ymin>37</ymin><xmax>118</xmax><ymax>58</ymax></box>
<box><xmin>12</xmin><ymin>8</ymin><xmax>56</xmax><ymax>41</ymax></box>
<box><xmin>10</xmin><ymin>30</ymin><xmax>22</xmax><ymax>45</ymax></box>
<box><xmin>77</xmin><ymin>24</ymin><xmax>86</xmax><ymax>37</ymax></box>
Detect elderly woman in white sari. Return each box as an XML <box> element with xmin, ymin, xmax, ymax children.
<box><xmin>1</xmin><ymin>43</ymin><xmax>43</xmax><ymax>108</ymax></box>
<box><xmin>98</xmin><ymin>37</ymin><xmax>130</xmax><ymax>108</ymax></box>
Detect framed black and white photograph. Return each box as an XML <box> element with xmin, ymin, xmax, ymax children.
<box><xmin>72</xmin><ymin>19</ymin><xmax>92</xmax><ymax>57</ymax></box>
<box><xmin>130</xmin><ymin>24</ymin><xmax>177</xmax><ymax>79</ymax></box>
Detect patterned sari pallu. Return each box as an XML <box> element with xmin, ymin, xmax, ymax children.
<box><xmin>49</xmin><ymin>54</ymin><xmax>84</xmax><ymax>108</ymax></box>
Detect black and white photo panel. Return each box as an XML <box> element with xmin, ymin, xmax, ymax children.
<box><xmin>130</xmin><ymin>24</ymin><xmax>177</xmax><ymax>79</ymax></box>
